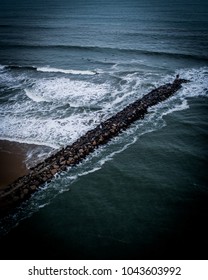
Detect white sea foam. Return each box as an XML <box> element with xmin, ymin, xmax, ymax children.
<box><xmin>107</xmin><ymin>73</ymin><xmax>145</xmax><ymax>110</ymax></box>
<box><xmin>157</xmin><ymin>67</ymin><xmax>208</xmax><ymax>98</ymax></box>
<box><xmin>25</xmin><ymin>89</ymin><xmax>48</xmax><ymax>102</ymax></box>
<box><xmin>149</xmin><ymin>96</ymin><xmax>189</xmax><ymax>118</ymax></box>
<box><xmin>25</xmin><ymin>77</ymin><xmax>110</xmax><ymax>106</ymax></box>
<box><xmin>0</xmin><ymin>136</ymin><xmax>58</xmax><ymax>149</ymax></box>
<box><xmin>161</xmin><ymin>99</ymin><xmax>189</xmax><ymax>116</ymax></box>
<box><xmin>0</xmin><ymin>66</ymin><xmax>207</xmax><ymax>154</ymax></box>
<box><xmin>0</xmin><ymin>103</ymin><xmax>105</xmax><ymax>148</ymax></box>
<box><xmin>0</xmin><ymin>75</ymin><xmax>113</xmax><ymax>147</ymax></box>
<box><xmin>178</xmin><ymin>67</ymin><xmax>208</xmax><ymax>98</ymax></box>
<box><xmin>37</xmin><ymin>66</ymin><xmax>97</xmax><ymax>75</ymax></box>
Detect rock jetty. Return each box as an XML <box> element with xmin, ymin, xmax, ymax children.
<box><xmin>0</xmin><ymin>77</ymin><xmax>188</xmax><ymax>216</ymax></box>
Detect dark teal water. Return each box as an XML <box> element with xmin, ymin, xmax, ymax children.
<box><xmin>0</xmin><ymin>0</ymin><xmax>208</xmax><ymax>259</ymax></box>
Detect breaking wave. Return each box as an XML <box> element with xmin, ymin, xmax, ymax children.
<box><xmin>0</xmin><ymin>65</ymin><xmax>207</xmax><ymax>148</ymax></box>
<box><xmin>5</xmin><ymin>64</ymin><xmax>97</xmax><ymax>75</ymax></box>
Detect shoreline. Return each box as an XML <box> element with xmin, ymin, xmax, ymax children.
<box><xmin>0</xmin><ymin>140</ymin><xmax>53</xmax><ymax>189</ymax></box>
<box><xmin>0</xmin><ymin>77</ymin><xmax>189</xmax><ymax>216</ymax></box>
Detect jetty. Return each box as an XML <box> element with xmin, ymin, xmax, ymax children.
<box><xmin>0</xmin><ymin>76</ymin><xmax>188</xmax><ymax>216</ymax></box>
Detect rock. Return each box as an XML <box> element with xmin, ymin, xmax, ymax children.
<box><xmin>66</xmin><ymin>160</ymin><xmax>72</xmax><ymax>165</ymax></box>
<box><xmin>30</xmin><ymin>185</ymin><xmax>37</xmax><ymax>191</ymax></box>
<box><xmin>98</xmin><ymin>136</ymin><xmax>104</xmax><ymax>143</ymax></box>
<box><xmin>61</xmin><ymin>166</ymin><xmax>67</xmax><ymax>171</ymax></box>
<box><xmin>92</xmin><ymin>141</ymin><xmax>97</xmax><ymax>146</ymax></box>
<box><xmin>23</xmin><ymin>189</ymin><xmax>29</xmax><ymax>195</ymax></box>
<box><xmin>51</xmin><ymin>169</ymin><xmax>57</xmax><ymax>175</ymax></box>
<box><xmin>33</xmin><ymin>180</ymin><xmax>39</xmax><ymax>186</ymax></box>
<box><xmin>47</xmin><ymin>174</ymin><xmax>52</xmax><ymax>179</ymax></box>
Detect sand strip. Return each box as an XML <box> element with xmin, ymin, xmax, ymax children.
<box><xmin>0</xmin><ymin>140</ymin><xmax>52</xmax><ymax>189</ymax></box>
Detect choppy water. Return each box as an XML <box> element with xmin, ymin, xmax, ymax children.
<box><xmin>0</xmin><ymin>0</ymin><xmax>208</xmax><ymax>259</ymax></box>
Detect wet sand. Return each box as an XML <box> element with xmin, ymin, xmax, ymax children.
<box><xmin>0</xmin><ymin>140</ymin><xmax>52</xmax><ymax>189</ymax></box>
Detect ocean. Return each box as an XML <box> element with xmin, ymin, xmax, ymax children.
<box><xmin>0</xmin><ymin>0</ymin><xmax>207</xmax><ymax>259</ymax></box>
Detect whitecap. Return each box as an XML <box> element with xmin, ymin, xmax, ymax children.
<box><xmin>24</xmin><ymin>88</ymin><xmax>48</xmax><ymax>102</ymax></box>
<box><xmin>37</xmin><ymin>66</ymin><xmax>97</xmax><ymax>75</ymax></box>
<box><xmin>0</xmin><ymin>64</ymin><xmax>5</xmax><ymax>70</ymax></box>
<box><xmin>24</xmin><ymin>77</ymin><xmax>111</xmax><ymax>106</ymax></box>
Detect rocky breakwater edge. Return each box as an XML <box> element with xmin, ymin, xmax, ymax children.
<box><xmin>0</xmin><ymin>77</ymin><xmax>189</xmax><ymax>216</ymax></box>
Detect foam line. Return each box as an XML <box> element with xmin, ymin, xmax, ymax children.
<box><xmin>37</xmin><ymin>66</ymin><xmax>97</xmax><ymax>75</ymax></box>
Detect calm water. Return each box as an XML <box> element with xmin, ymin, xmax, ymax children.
<box><xmin>0</xmin><ymin>0</ymin><xmax>208</xmax><ymax>259</ymax></box>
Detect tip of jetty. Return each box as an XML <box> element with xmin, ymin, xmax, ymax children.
<box><xmin>0</xmin><ymin>76</ymin><xmax>189</xmax><ymax>216</ymax></box>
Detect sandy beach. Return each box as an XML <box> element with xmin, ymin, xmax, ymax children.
<box><xmin>0</xmin><ymin>140</ymin><xmax>52</xmax><ymax>189</ymax></box>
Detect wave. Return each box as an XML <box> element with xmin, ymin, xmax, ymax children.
<box><xmin>2</xmin><ymin>44</ymin><xmax>208</xmax><ymax>61</ymax></box>
<box><xmin>0</xmin><ymin>74</ymin><xmax>112</xmax><ymax>148</ymax></box>
<box><xmin>1</xmin><ymin>66</ymin><xmax>207</xmax><ymax>150</ymax></box>
<box><xmin>0</xmin><ymin>24</ymin><xmax>59</xmax><ymax>30</ymax></box>
<box><xmin>24</xmin><ymin>89</ymin><xmax>48</xmax><ymax>103</ymax></box>
<box><xmin>4</xmin><ymin>65</ymin><xmax>97</xmax><ymax>76</ymax></box>
<box><xmin>24</xmin><ymin>77</ymin><xmax>110</xmax><ymax>104</ymax></box>
<box><xmin>0</xmin><ymin>65</ymin><xmax>6</xmax><ymax>70</ymax></box>
<box><xmin>5</xmin><ymin>65</ymin><xmax>37</xmax><ymax>71</ymax></box>
<box><xmin>178</xmin><ymin>67</ymin><xmax>208</xmax><ymax>98</ymax></box>
<box><xmin>0</xmin><ymin>136</ymin><xmax>58</xmax><ymax>149</ymax></box>
<box><xmin>37</xmin><ymin>66</ymin><xmax>97</xmax><ymax>75</ymax></box>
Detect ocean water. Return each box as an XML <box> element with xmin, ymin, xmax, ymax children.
<box><xmin>0</xmin><ymin>0</ymin><xmax>208</xmax><ymax>259</ymax></box>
